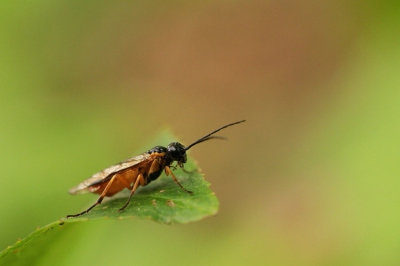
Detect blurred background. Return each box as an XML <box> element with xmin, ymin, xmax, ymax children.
<box><xmin>1</xmin><ymin>1</ymin><xmax>400</xmax><ymax>265</ymax></box>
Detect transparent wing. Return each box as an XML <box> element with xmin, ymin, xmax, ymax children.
<box><xmin>69</xmin><ymin>153</ymin><xmax>152</xmax><ymax>194</ymax></box>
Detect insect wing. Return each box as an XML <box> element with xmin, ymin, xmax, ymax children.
<box><xmin>69</xmin><ymin>153</ymin><xmax>152</xmax><ymax>195</ymax></box>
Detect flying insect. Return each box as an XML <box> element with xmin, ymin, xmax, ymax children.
<box><xmin>66</xmin><ymin>120</ymin><xmax>246</xmax><ymax>218</ymax></box>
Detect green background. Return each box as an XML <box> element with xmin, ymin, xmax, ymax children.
<box><xmin>1</xmin><ymin>1</ymin><xmax>400</xmax><ymax>265</ymax></box>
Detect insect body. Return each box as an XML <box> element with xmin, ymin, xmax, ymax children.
<box><xmin>67</xmin><ymin>120</ymin><xmax>245</xmax><ymax>218</ymax></box>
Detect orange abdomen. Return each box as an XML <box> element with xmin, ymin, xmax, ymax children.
<box><xmin>91</xmin><ymin>168</ymin><xmax>141</xmax><ymax>196</ymax></box>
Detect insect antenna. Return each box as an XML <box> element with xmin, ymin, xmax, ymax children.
<box><xmin>184</xmin><ymin>120</ymin><xmax>246</xmax><ymax>151</ymax></box>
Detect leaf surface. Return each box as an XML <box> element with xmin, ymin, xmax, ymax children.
<box><xmin>0</xmin><ymin>130</ymin><xmax>219</xmax><ymax>265</ymax></box>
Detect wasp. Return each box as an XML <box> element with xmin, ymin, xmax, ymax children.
<box><xmin>66</xmin><ymin>120</ymin><xmax>245</xmax><ymax>218</ymax></box>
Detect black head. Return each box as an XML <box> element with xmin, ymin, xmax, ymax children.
<box><xmin>166</xmin><ymin>120</ymin><xmax>246</xmax><ymax>165</ymax></box>
<box><xmin>167</xmin><ymin>142</ymin><xmax>187</xmax><ymax>164</ymax></box>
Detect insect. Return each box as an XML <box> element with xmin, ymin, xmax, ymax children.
<box><xmin>66</xmin><ymin>120</ymin><xmax>246</xmax><ymax>218</ymax></box>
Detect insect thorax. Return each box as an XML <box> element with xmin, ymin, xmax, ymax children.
<box><xmin>146</xmin><ymin>145</ymin><xmax>171</xmax><ymax>167</ymax></box>
<box><xmin>147</xmin><ymin>146</ymin><xmax>168</xmax><ymax>154</ymax></box>
<box><xmin>145</xmin><ymin>143</ymin><xmax>187</xmax><ymax>182</ymax></box>
<box><xmin>144</xmin><ymin>146</ymin><xmax>167</xmax><ymax>182</ymax></box>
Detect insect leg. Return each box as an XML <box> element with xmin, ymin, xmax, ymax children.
<box><xmin>148</xmin><ymin>158</ymin><xmax>161</xmax><ymax>173</ymax></box>
<box><xmin>180</xmin><ymin>166</ymin><xmax>197</xmax><ymax>174</ymax></box>
<box><xmin>118</xmin><ymin>173</ymin><xmax>145</xmax><ymax>212</ymax></box>
<box><xmin>67</xmin><ymin>174</ymin><xmax>119</xmax><ymax>218</ymax></box>
<box><xmin>165</xmin><ymin>166</ymin><xmax>193</xmax><ymax>194</ymax></box>
<box><xmin>115</xmin><ymin>174</ymin><xmax>133</xmax><ymax>190</ymax></box>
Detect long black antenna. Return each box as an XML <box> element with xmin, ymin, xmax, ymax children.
<box><xmin>184</xmin><ymin>120</ymin><xmax>246</xmax><ymax>150</ymax></box>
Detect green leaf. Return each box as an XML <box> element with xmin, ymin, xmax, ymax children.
<box><xmin>0</xmin><ymin>130</ymin><xmax>219</xmax><ymax>264</ymax></box>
